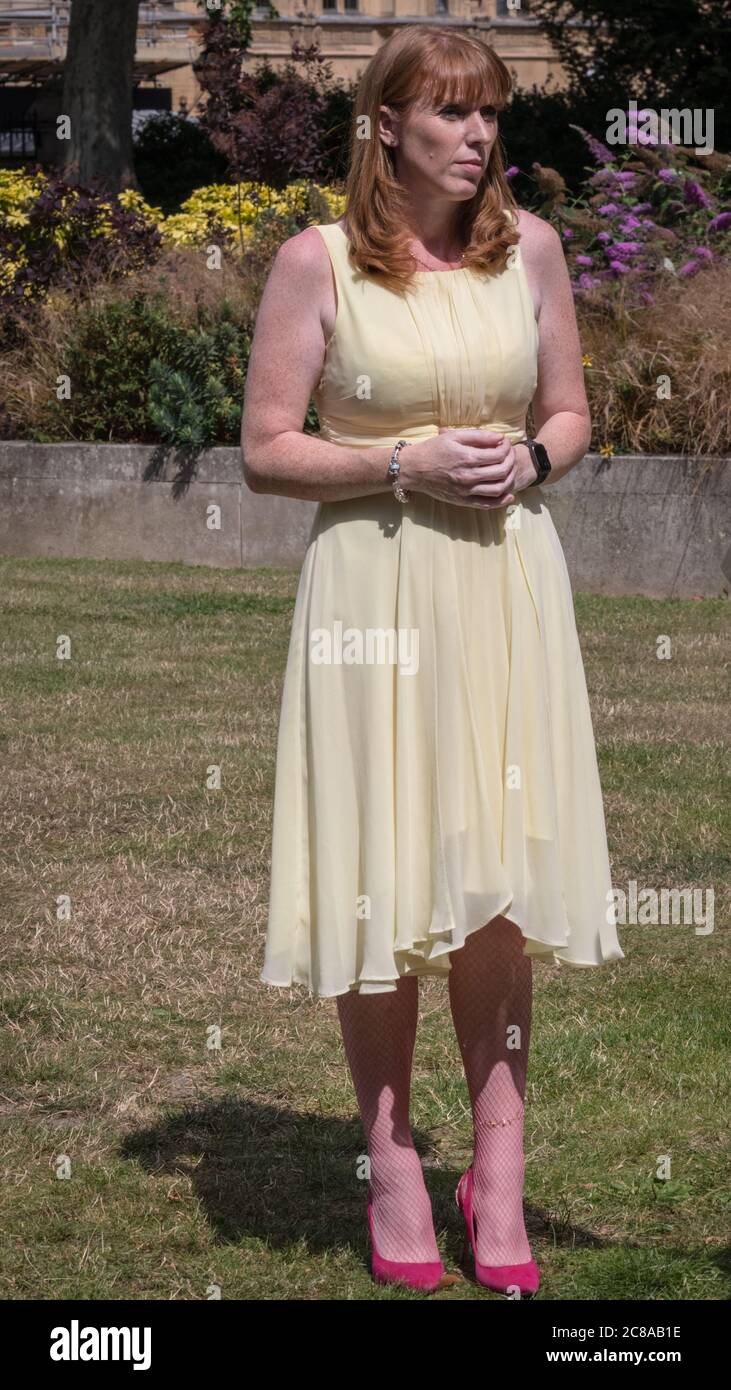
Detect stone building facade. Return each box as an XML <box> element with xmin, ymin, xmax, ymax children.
<box><xmin>0</xmin><ymin>1</ymin><xmax>563</xmax><ymax>135</ymax></box>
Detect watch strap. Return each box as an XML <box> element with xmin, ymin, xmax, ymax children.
<box><xmin>523</xmin><ymin>437</ymin><xmax>551</xmax><ymax>486</ymax></box>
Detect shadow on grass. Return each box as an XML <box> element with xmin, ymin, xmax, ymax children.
<box><xmin>121</xmin><ymin>1096</ymin><xmax>620</xmax><ymax>1269</ymax></box>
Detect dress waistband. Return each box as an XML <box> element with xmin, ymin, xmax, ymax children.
<box><xmin>320</xmin><ymin>423</ymin><xmax>529</xmax><ymax>448</ymax></box>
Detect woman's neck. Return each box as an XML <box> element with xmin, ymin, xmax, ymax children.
<box><xmin>403</xmin><ymin>204</ymin><xmax>464</xmax><ymax>263</ymax></box>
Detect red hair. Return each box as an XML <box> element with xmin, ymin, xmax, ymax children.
<box><xmin>342</xmin><ymin>25</ymin><xmax>519</xmax><ymax>292</ymax></box>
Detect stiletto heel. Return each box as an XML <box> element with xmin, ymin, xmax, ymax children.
<box><xmin>367</xmin><ymin>1186</ymin><xmax>445</xmax><ymax>1291</ymax></box>
<box><xmin>455</xmin><ymin>1165</ymin><xmax>540</xmax><ymax>1297</ymax></box>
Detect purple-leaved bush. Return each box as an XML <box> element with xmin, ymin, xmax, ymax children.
<box><xmin>0</xmin><ymin>172</ymin><xmax>162</xmax><ymax>338</ymax></box>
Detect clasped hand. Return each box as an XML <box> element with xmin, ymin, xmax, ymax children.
<box><xmin>398</xmin><ymin>428</ymin><xmax>537</xmax><ymax>509</ymax></box>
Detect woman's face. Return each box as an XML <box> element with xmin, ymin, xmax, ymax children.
<box><xmin>379</xmin><ymin>95</ymin><xmax>499</xmax><ymax>199</ymax></box>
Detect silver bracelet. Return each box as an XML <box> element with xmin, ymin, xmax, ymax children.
<box><xmin>387</xmin><ymin>439</ymin><xmax>412</xmax><ymax>504</ymax></box>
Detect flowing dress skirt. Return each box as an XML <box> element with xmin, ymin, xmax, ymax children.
<box><xmin>260</xmin><ymin>485</ymin><xmax>624</xmax><ymax>997</ymax></box>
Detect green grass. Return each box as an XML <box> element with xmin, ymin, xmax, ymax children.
<box><xmin>0</xmin><ymin>557</ymin><xmax>729</xmax><ymax>1300</ymax></box>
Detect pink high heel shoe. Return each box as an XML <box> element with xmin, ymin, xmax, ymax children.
<box><xmin>367</xmin><ymin>1187</ymin><xmax>446</xmax><ymax>1291</ymax></box>
<box><xmin>456</xmin><ymin>1166</ymin><xmax>540</xmax><ymax>1296</ymax></box>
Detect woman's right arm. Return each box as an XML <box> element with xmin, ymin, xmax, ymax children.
<box><xmin>241</xmin><ymin>229</ymin><xmax>396</xmax><ymax>502</ymax></box>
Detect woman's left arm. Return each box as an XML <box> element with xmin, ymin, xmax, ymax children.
<box><xmin>514</xmin><ymin>216</ymin><xmax>592</xmax><ymax>489</ymax></box>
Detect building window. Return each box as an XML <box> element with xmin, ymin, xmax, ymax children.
<box><xmin>496</xmin><ymin>0</ymin><xmax>531</xmax><ymax>13</ymax></box>
<box><xmin>344</xmin><ymin>0</ymin><xmax>359</xmax><ymax>9</ymax></box>
<box><xmin>435</xmin><ymin>0</ymin><xmax>449</xmax><ymax>11</ymax></box>
<box><xmin>322</xmin><ymin>0</ymin><xmax>337</xmax><ymax>9</ymax></box>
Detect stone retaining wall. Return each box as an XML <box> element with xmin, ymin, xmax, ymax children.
<box><xmin>0</xmin><ymin>443</ymin><xmax>728</xmax><ymax>597</ymax></box>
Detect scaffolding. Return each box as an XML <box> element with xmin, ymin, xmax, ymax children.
<box><xmin>0</xmin><ymin>1</ymin><xmax>196</xmax><ymax>61</ymax></box>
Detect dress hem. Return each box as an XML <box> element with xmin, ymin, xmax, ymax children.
<box><xmin>260</xmin><ymin>905</ymin><xmax>624</xmax><ymax>1000</ymax></box>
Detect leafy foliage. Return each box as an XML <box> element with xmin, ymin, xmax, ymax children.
<box><xmin>194</xmin><ymin>2</ymin><xmax>348</xmax><ymax>187</ymax></box>
<box><xmin>147</xmin><ymin>314</ymin><xmax>251</xmax><ymax>458</ymax></box>
<box><xmin>133</xmin><ymin>113</ymin><xmax>229</xmax><ymax>216</ymax></box>
<box><xmin>535</xmin><ymin>122</ymin><xmax>731</xmax><ymax>310</ymax></box>
<box><xmin>32</xmin><ymin>290</ymin><xmax>178</xmax><ymax>443</ymax></box>
<box><xmin>531</xmin><ymin>0</ymin><xmax>731</xmax><ymax>155</ymax></box>
<box><xmin>0</xmin><ymin>168</ymin><xmax>345</xmax><ymax>336</ymax></box>
<box><xmin>0</xmin><ymin>171</ymin><xmax>162</xmax><ymax>347</ymax></box>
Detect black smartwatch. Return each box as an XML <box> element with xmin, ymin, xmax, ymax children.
<box><xmin>523</xmin><ymin>437</ymin><xmax>552</xmax><ymax>487</ymax></box>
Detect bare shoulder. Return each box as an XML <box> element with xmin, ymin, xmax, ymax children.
<box><xmin>271</xmin><ymin>223</ymin><xmax>331</xmax><ymax>278</ymax></box>
<box><xmin>258</xmin><ymin>224</ymin><xmax>336</xmax><ymax>338</ymax></box>
<box><xmin>513</xmin><ymin>207</ymin><xmax>563</xmax><ymax>265</ymax></box>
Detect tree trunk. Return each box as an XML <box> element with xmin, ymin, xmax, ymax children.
<box><xmin>61</xmin><ymin>0</ymin><xmax>140</xmax><ymax>193</ymax></box>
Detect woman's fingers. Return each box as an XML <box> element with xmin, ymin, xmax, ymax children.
<box><xmin>441</xmin><ymin>427</ymin><xmax>506</xmax><ymax>446</ymax></box>
<box><xmin>464</xmin><ymin>456</ymin><xmax>517</xmax><ymax>506</ymax></box>
<box><xmin>460</xmin><ymin>443</ymin><xmax>516</xmax><ymax>490</ymax></box>
<box><xmin>467</xmin><ymin>492</ymin><xmax>515</xmax><ymax>509</ymax></box>
<box><xmin>464</xmin><ymin>464</ymin><xmax>517</xmax><ymax>496</ymax></box>
<box><xmin>430</xmin><ymin>433</ymin><xmax>520</xmax><ymax>508</ymax></box>
<box><xmin>459</xmin><ymin>442</ymin><xmax>512</xmax><ymax>469</ymax></box>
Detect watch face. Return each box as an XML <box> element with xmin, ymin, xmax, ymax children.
<box><xmin>533</xmin><ymin>442</ymin><xmax>550</xmax><ymax>470</ymax></box>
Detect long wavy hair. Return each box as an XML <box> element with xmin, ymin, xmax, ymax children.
<box><xmin>342</xmin><ymin>25</ymin><xmax>519</xmax><ymax>292</ymax></box>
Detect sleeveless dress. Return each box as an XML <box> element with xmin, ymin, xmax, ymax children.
<box><xmin>259</xmin><ymin>217</ymin><xmax>625</xmax><ymax>997</ymax></box>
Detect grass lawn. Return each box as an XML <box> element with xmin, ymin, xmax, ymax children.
<box><xmin>0</xmin><ymin>556</ymin><xmax>729</xmax><ymax>1301</ymax></box>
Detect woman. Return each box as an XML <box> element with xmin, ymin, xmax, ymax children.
<box><xmin>242</xmin><ymin>25</ymin><xmax>624</xmax><ymax>1295</ymax></box>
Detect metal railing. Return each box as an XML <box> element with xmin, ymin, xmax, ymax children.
<box><xmin>0</xmin><ymin>111</ymin><xmax>39</xmax><ymax>156</ymax></box>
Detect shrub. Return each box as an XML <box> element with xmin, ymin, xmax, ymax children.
<box><xmin>196</xmin><ymin>22</ymin><xmax>340</xmax><ymax>188</ymax></box>
<box><xmin>0</xmin><ymin>249</ymin><xmax>258</xmax><ymax>451</ymax></box>
<box><xmin>539</xmin><ymin>123</ymin><xmax>731</xmax><ymax>310</ymax></box>
<box><xmin>500</xmin><ymin>88</ymin><xmax>608</xmax><ymax>200</ymax></box>
<box><xmin>578</xmin><ymin>260</ymin><xmax>731</xmax><ymax>457</ymax></box>
<box><xmin>0</xmin><ymin>170</ymin><xmax>163</xmax><ymax>348</ymax></box>
<box><xmin>0</xmin><ymin>169</ymin><xmax>345</xmax><ymax>317</ymax></box>
<box><xmin>147</xmin><ymin>313</ymin><xmax>252</xmax><ymax>459</ymax></box>
<box><xmin>160</xmin><ymin>179</ymin><xmax>344</xmax><ymax>254</ymax></box>
<box><xmin>15</xmin><ymin>290</ymin><xmax>179</xmax><ymax>442</ymax></box>
<box><xmin>133</xmin><ymin>113</ymin><xmax>229</xmax><ymax>216</ymax></box>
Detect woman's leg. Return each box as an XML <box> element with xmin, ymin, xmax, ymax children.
<box><xmin>336</xmin><ymin>974</ymin><xmax>441</xmax><ymax>1263</ymax></box>
<box><xmin>447</xmin><ymin>915</ymin><xmax>534</xmax><ymax>1266</ymax></box>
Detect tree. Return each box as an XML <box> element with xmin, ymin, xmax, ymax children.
<box><xmin>61</xmin><ymin>0</ymin><xmax>141</xmax><ymax>193</ymax></box>
<box><xmin>531</xmin><ymin>0</ymin><xmax>731</xmax><ymax>153</ymax></box>
<box><xmin>193</xmin><ymin>2</ymin><xmax>338</xmax><ymax>251</ymax></box>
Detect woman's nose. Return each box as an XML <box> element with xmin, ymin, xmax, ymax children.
<box><xmin>464</xmin><ymin>110</ymin><xmax>495</xmax><ymax>142</ymax></box>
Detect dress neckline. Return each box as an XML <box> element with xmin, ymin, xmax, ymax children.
<box><xmin>332</xmin><ymin>220</ymin><xmax>473</xmax><ymax>276</ymax></box>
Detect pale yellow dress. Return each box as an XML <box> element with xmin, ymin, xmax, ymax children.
<box><xmin>259</xmin><ymin>217</ymin><xmax>625</xmax><ymax>997</ymax></box>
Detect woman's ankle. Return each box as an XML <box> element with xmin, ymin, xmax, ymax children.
<box><xmin>367</xmin><ymin>1155</ymin><xmax>440</xmax><ymax>1262</ymax></box>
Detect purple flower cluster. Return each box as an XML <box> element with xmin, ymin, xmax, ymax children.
<box><xmin>561</xmin><ymin>122</ymin><xmax>731</xmax><ymax>308</ymax></box>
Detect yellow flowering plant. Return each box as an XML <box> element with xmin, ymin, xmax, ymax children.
<box><xmin>0</xmin><ymin>169</ymin><xmax>345</xmax><ymax>311</ymax></box>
